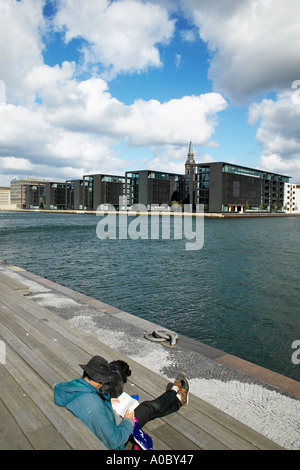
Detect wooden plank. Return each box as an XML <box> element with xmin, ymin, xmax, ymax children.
<box><xmin>0</xmin><ymin>305</ymin><xmax>84</xmax><ymax>382</ymax></box>
<box><xmin>178</xmin><ymin>405</ymin><xmax>258</xmax><ymax>451</ymax></box>
<box><xmin>151</xmin><ymin>422</ymin><xmax>203</xmax><ymax>450</ymax></box>
<box><xmin>0</xmin><ymin>282</ymin><xmax>283</xmax><ymax>450</ymax></box>
<box><xmin>0</xmin><ymin>399</ymin><xmax>33</xmax><ymax>450</ymax></box>
<box><xmin>0</xmin><ymin>272</ymin><xmax>29</xmax><ymax>295</ymax></box>
<box><xmin>0</xmin><ymin>365</ymin><xmax>70</xmax><ymax>450</ymax></box>
<box><xmin>1</xmin><ymin>343</ymin><xmax>107</xmax><ymax>450</ymax></box>
<box><xmin>0</xmin><ymin>320</ymin><xmax>64</xmax><ymax>388</ymax></box>
<box><xmin>0</xmin><ymin>284</ymin><xmax>97</xmax><ymax>352</ymax></box>
<box><xmin>185</xmin><ymin>395</ymin><xmax>282</xmax><ymax>451</ymax></box>
<box><xmin>0</xmin><ymin>291</ymin><xmax>92</xmax><ymax>366</ymax></box>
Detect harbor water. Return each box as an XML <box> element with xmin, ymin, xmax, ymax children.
<box><xmin>0</xmin><ymin>211</ymin><xmax>299</xmax><ymax>382</ymax></box>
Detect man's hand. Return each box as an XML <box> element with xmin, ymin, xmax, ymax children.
<box><xmin>124</xmin><ymin>409</ymin><xmax>135</xmax><ymax>419</ymax></box>
<box><xmin>111</xmin><ymin>398</ymin><xmax>120</xmax><ymax>404</ymax></box>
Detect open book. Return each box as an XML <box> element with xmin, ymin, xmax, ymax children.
<box><xmin>112</xmin><ymin>392</ymin><xmax>139</xmax><ymax>418</ymax></box>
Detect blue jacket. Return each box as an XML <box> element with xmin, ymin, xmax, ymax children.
<box><xmin>54</xmin><ymin>378</ymin><xmax>134</xmax><ymax>450</ymax></box>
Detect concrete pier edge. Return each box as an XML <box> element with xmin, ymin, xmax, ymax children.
<box><xmin>1</xmin><ymin>207</ymin><xmax>300</xmax><ymax>217</ymax></box>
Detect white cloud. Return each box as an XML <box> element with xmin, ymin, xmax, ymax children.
<box><xmin>175</xmin><ymin>53</ymin><xmax>181</xmax><ymax>69</ymax></box>
<box><xmin>1</xmin><ymin>156</ymin><xmax>33</xmax><ymax>172</ymax></box>
<box><xmin>42</xmin><ymin>74</ymin><xmax>128</xmax><ymax>135</ymax></box>
<box><xmin>0</xmin><ymin>75</ymin><xmax>227</xmax><ymax>178</ymax></box>
<box><xmin>144</xmin><ymin>145</ymin><xmax>213</xmax><ymax>175</ymax></box>
<box><xmin>0</xmin><ymin>0</ymin><xmax>237</xmax><ymax>185</ymax></box>
<box><xmin>54</xmin><ymin>0</ymin><xmax>176</xmax><ymax>78</ymax></box>
<box><xmin>0</xmin><ymin>98</ymin><xmax>130</xmax><ymax>174</ymax></box>
<box><xmin>0</xmin><ymin>104</ymin><xmax>51</xmax><ymax>160</ymax></box>
<box><xmin>24</xmin><ymin>61</ymin><xmax>77</xmax><ymax>106</ymax></box>
<box><xmin>180</xmin><ymin>29</ymin><xmax>197</xmax><ymax>43</ymax></box>
<box><xmin>121</xmin><ymin>93</ymin><xmax>227</xmax><ymax>147</ymax></box>
<box><xmin>18</xmin><ymin>61</ymin><xmax>228</xmax><ymax>149</ymax></box>
<box><xmin>181</xmin><ymin>0</ymin><xmax>300</xmax><ymax>103</ymax></box>
<box><xmin>0</xmin><ymin>0</ymin><xmax>45</xmax><ymax>103</ymax></box>
<box><xmin>249</xmin><ymin>87</ymin><xmax>300</xmax><ymax>181</ymax></box>
<box><xmin>258</xmin><ymin>154</ymin><xmax>300</xmax><ymax>182</ymax></box>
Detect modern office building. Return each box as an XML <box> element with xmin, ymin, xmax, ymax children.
<box><xmin>82</xmin><ymin>174</ymin><xmax>131</xmax><ymax>210</ymax></box>
<box><xmin>10</xmin><ymin>142</ymin><xmax>294</xmax><ymax>213</ymax></box>
<box><xmin>24</xmin><ymin>181</ymin><xmax>70</xmax><ymax>210</ymax></box>
<box><xmin>125</xmin><ymin>170</ymin><xmax>186</xmax><ymax>209</ymax></box>
<box><xmin>66</xmin><ymin>179</ymin><xmax>83</xmax><ymax>210</ymax></box>
<box><xmin>10</xmin><ymin>178</ymin><xmax>51</xmax><ymax>208</ymax></box>
<box><xmin>44</xmin><ymin>182</ymin><xmax>70</xmax><ymax>210</ymax></box>
<box><xmin>24</xmin><ymin>183</ymin><xmax>45</xmax><ymax>209</ymax></box>
<box><xmin>195</xmin><ymin>162</ymin><xmax>290</xmax><ymax>212</ymax></box>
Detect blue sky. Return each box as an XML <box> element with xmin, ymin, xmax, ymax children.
<box><xmin>0</xmin><ymin>0</ymin><xmax>300</xmax><ymax>186</ymax></box>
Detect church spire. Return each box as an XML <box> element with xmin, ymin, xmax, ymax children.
<box><xmin>185</xmin><ymin>140</ymin><xmax>196</xmax><ymax>175</ymax></box>
<box><xmin>188</xmin><ymin>140</ymin><xmax>194</xmax><ymax>162</ymax></box>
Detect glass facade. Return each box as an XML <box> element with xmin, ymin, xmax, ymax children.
<box><xmin>13</xmin><ymin>161</ymin><xmax>291</xmax><ymax>213</ymax></box>
<box><xmin>223</xmin><ymin>164</ymin><xmax>289</xmax><ymax>183</ymax></box>
<box><xmin>196</xmin><ymin>163</ymin><xmax>290</xmax><ymax>212</ymax></box>
<box><xmin>196</xmin><ymin>166</ymin><xmax>210</xmax><ymax>211</ymax></box>
<box><xmin>48</xmin><ymin>183</ymin><xmax>68</xmax><ymax>210</ymax></box>
<box><xmin>82</xmin><ymin>174</ymin><xmax>130</xmax><ymax>209</ymax></box>
<box><xmin>148</xmin><ymin>172</ymin><xmax>170</xmax><ymax>180</ymax></box>
<box><xmin>85</xmin><ymin>176</ymin><xmax>93</xmax><ymax>210</ymax></box>
<box><xmin>130</xmin><ymin>173</ymin><xmax>139</xmax><ymax>205</ymax></box>
<box><xmin>101</xmin><ymin>176</ymin><xmax>126</xmax><ymax>183</ymax></box>
<box><xmin>69</xmin><ymin>181</ymin><xmax>75</xmax><ymax>209</ymax></box>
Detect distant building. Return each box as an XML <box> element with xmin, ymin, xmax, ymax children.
<box><xmin>297</xmin><ymin>185</ymin><xmax>300</xmax><ymax>212</ymax></box>
<box><xmin>82</xmin><ymin>174</ymin><xmax>131</xmax><ymax>211</ymax></box>
<box><xmin>10</xmin><ymin>143</ymin><xmax>294</xmax><ymax>213</ymax></box>
<box><xmin>22</xmin><ymin>181</ymin><xmax>69</xmax><ymax>210</ymax></box>
<box><xmin>195</xmin><ymin>162</ymin><xmax>290</xmax><ymax>213</ymax></box>
<box><xmin>66</xmin><ymin>179</ymin><xmax>83</xmax><ymax>210</ymax></box>
<box><xmin>284</xmin><ymin>183</ymin><xmax>300</xmax><ymax>213</ymax></box>
<box><xmin>0</xmin><ymin>187</ymin><xmax>10</xmax><ymax>205</ymax></box>
<box><xmin>24</xmin><ymin>183</ymin><xmax>45</xmax><ymax>209</ymax></box>
<box><xmin>125</xmin><ymin>170</ymin><xmax>185</xmax><ymax>210</ymax></box>
<box><xmin>44</xmin><ymin>182</ymin><xmax>70</xmax><ymax>210</ymax></box>
<box><xmin>11</xmin><ymin>179</ymin><xmax>49</xmax><ymax>208</ymax></box>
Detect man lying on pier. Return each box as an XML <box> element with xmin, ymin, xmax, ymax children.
<box><xmin>54</xmin><ymin>355</ymin><xmax>189</xmax><ymax>450</ymax></box>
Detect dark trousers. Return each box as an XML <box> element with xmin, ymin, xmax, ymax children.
<box><xmin>134</xmin><ymin>390</ymin><xmax>181</xmax><ymax>428</ymax></box>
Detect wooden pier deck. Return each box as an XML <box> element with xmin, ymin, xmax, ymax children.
<box><xmin>0</xmin><ymin>273</ymin><xmax>283</xmax><ymax>451</ymax></box>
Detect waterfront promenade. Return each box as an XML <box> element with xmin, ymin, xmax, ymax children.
<box><xmin>0</xmin><ymin>260</ymin><xmax>299</xmax><ymax>450</ymax></box>
<box><xmin>1</xmin><ymin>207</ymin><xmax>300</xmax><ymax>217</ymax></box>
